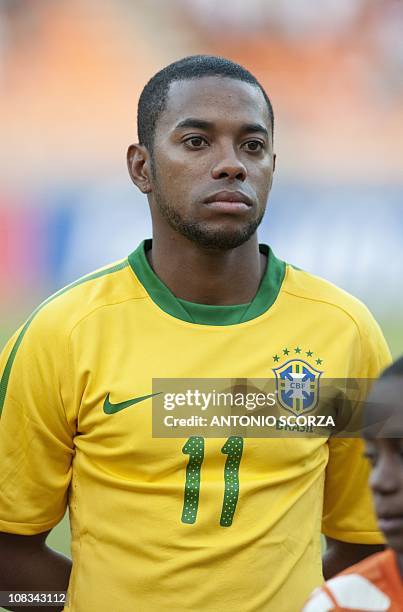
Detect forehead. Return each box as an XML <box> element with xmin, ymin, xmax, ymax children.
<box><xmin>160</xmin><ymin>76</ymin><xmax>270</xmax><ymax>132</ymax></box>
<box><xmin>364</xmin><ymin>377</ymin><xmax>403</xmax><ymax>439</ymax></box>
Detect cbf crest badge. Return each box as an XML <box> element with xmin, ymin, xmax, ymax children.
<box><xmin>273</xmin><ymin>354</ymin><xmax>323</xmax><ymax>415</ymax></box>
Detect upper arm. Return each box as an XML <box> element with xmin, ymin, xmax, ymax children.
<box><xmin>325</xmin><ymin>536</ymin><xmax>384</xmax><ymax>560</ymax></box>
<box><xmin>0</xmin><ymin>310</ymin><xmax>75</xmax><ymax>535</ymax></box>
<box><xmin>0</xmin><ymin>530</ymin><xmax>51</xmax><ymax>549</ymax></box>
<box><xmin>323</xmin><ymin>536</ymin><xmax>384</xmax><ymax>580</ymax></box>
<box><xmin>322</xmin><ymin>312</ymin><xmax>391</xmax><ymax>545</ymax></box>
<box><xmin>322</xmin><ymin>438</ymin><xmax>384</xmax><ymax>545</ymax></box>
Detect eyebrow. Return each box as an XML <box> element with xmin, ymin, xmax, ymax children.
<box><xmin>240</xmin><ymin>123</ymin><xmax>269</xmax><ymax>138</ymax></box>
<box><xmin>175</xmin><ymin>118</ymin><xmax>214</xmax><ymax>131</ymax></box>
<box><xmin>174</xmin><ymin>118</ymin><xmax>269</xmax><ymax>138</ymax></box>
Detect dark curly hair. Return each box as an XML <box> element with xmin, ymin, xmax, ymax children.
<box><xmin>137</xmin><ymin>55</ymin><xmax>274</xmax><ymax>153</ymax></box>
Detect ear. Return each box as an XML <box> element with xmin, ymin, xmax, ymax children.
<box><xmin>127</xmin><ymin>144</ymin><xmax>152</xmax><ymax>194</ymax></box>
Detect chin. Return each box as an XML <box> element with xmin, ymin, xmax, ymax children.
<box><xmin>192</xmin><ymin>233</ymin><xmax>251</xmax><ymax>250</ymax></box>
<box><xmin>180</xmin><ymin>221</ymin><xmax>261</xmax><ymax>251</ymax></box>
<box><xmin>385</xmin><ymin>534</ymin><xmax>403</xmax><ymax>554</ymax></box>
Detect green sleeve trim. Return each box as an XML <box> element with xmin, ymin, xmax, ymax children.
<box><xmin>0</xmin><ymin>261</ymin><xmax>128</xmax><ymax>416</ymax></box>
<box><xmin>128</xmin><ymin>240</ymin><xmax>286</xmax><ymax>326</ymax></box>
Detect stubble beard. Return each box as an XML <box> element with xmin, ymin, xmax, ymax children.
<box><xmin>153</xmin><ymin>180</ymin><xmax>265</xmax><ymax>251</ymax></box>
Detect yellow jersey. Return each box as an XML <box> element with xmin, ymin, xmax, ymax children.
<box><xmin>0</xmin><ymin>241</ymin><xmax>391</xmax><ymax>611</ymax></box>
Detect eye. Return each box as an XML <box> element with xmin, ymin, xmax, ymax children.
<box><xmin>242</xmin><ymin>140</ymin><xmax>265</xmax><ymax>153</ymax></box>
<box><xmin>183</xmin><ymin>136</ymin><xmax>209</xmax><ymax>149</ymax></box>
<box><xmin>363</xmin><ymin>450</ymin><xmax>378</xmax><ymax>466</ymax></box>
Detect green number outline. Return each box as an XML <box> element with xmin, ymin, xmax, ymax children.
<box><xmin>181</xmin><ymin>436</ymin><xmax>205</xmax><ymax>524</ymax></box>
<box><xmin>220</xmin><ymin>436</ymin><xmax>244</xmax><ymax>526</ymax></box>
<box><xmin>181</xmin><ymin>436</ymin><xmax>244</xmax><ymax>527</ymax></box>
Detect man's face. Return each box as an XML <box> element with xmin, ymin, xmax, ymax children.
<box><xmin>148</xmin><ymin>76</ymin><xmax>274</xmax><ymax>250</ymax></box>
<box><xmin>364</xmin><ymin>377</ymin><xmax>403</xmax><ymax>553</ymax></box>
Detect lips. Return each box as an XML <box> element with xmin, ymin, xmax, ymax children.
<box><xmin>203</xmin><ymin>190</ymin><xmax>253</xmax><ymax>214</ymax></box>
<box><xmin>204</xmin><ymin>190</ymin><xmax>253</xmax><ymax>206</ymax></box>
<box><xmin>377</xmin><ymin>515</ymin><xmax>403</xmax><ymax>534</ymax></box>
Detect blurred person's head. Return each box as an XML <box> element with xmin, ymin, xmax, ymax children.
<box><xmin>364</xmin><ymin>357</ymin><xmax>403</xmax><ymax>554</ymax></box>
<box><xmin>127</xmin><ymin>55</ymin><xmax>275</xmax><ymax>251</ymax></box>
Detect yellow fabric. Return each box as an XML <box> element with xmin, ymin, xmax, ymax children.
<box><xmin>0</xmin><ymin>253</ymin><xmax>391</xmax><ymax>612</ymax></box>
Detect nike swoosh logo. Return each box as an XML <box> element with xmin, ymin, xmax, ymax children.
<box><xmin>103</xmin><ymin>392</ymin><xmax>162</xmax><ymax>414</ymax></box>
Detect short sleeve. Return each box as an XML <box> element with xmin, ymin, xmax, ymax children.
<box><xmin>359</xmin><ymin>311</ymin><xmax>392</xmax><ymax>379</ymax></box>
<box><xmin>322</xmin><ymin>309</ymin><xmax>392</xmax><ymax>544</ymax></box>
<box><xmin>0</xmin><ymin>308</ymin><xmax>75</xmax><ymax>535</ymax></box>
<box><xmin>322</xmin><ymin>437</ymin><xmax>383</xmax><ymax>543</ymax></box>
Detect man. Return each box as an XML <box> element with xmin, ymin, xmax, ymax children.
<box><xmin>303</xmin><ymin>358</ymin><xmax>403</xmax><ymax>611</ymax></box>
<box><xmin>0</xmin><ymin>55</ymin><xmax>391</xmax><ymax>611</ymax></box>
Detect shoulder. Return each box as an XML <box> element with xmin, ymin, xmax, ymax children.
<box><xmin>283</xmin><ymin>263</ymin><xmax>378</xmax><ymax>335</ymax></box>
<box><xmin>341</xmin><ymin>549</ymin><xmax>398</xmax><ymax>584</ymax></box>
<box><xmin>302</xmin><ymin>551</ymin><xmax>396</xmax><ymax>611</ymax></box>
<box><xmin>5</xmin><ymin>257</ymin><xmax>146</xmax><ymax>349</ymax></box>
<box><xmin>280</xmin><ymin>262</ymin><xmax>390</xmax><ymax>376</ymax></box>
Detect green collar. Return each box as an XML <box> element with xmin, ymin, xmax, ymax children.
<box><xmin>128</xmin><ymin>240</ymin><xmax>285</xmax><ymax>326</ymax></box>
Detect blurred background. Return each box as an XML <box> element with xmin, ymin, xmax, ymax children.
<box><xmin>1</xmin><ymin>0</ymin><xmax>402</xmax><ymax>351</ymax></box>
<box><xmin>0</xmin><ymin>0</ymin><xmax>402</xmax><ymax>563</ymax></box>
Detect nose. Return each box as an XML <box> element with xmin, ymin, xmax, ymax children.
<box><xmin>370</xmin><ymin>455</ymin><xmax>399</xmax><ymax>495</ymax></box>
<box><xmin>211</xmin><ymin>147</ymin><xmax>247</xmax><ymax>182</ymax></box>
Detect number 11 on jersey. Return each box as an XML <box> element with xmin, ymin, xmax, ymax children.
<box><xmin>181</xmin><ymin>436</ymin><xmax>244</xmax><ymax>527</ymax></box>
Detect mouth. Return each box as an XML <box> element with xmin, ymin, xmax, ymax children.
<box><xmin>377</xmin><ymin>515</ymin><xmax>403</xmax><ymax>534</ymax></box>
<box><xmin>203</xmin><ymin>190</ymin><xmax>253</xmax><ymax>213</ymax></box>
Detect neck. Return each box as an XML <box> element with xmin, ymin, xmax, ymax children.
<box><xmin>148</xmin><ymin>232</ymin><xmax>266</xmax><ymax>305</ymax></box>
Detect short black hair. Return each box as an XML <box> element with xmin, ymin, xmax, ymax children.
<box><xmin>137</xmin><ymin>55</ymin><xmax>274</xmax><ymax>153</ymax></box>
<box><xmin>380</xmin><ymin>357</ymin><xmax>403</xmax><ymax>379</ymax></box>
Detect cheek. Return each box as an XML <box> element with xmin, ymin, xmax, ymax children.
<box><xmin>368</xmin><ymin>468</ymin><xmax>384</xmax><ymax>498</ymax></box>
<box><xmin>372</xmin><ymin>492</ymin><xmax>382</xmax><ymax>513</ymax></box>
<box><xmin>248</xmin><ymin>162</ymin><xmax>273</xmax><ymax>194</ymax></box>
<box><xmin>153</xmin><ymin>165</ymin><xmax>183</xmax><ymax>200</ymax></box>
<box><xmin>154</xmin><ymin>151</ymin><xmax>206</xmax><ymax>195</ymax></box>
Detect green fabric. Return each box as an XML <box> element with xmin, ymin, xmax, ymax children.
<box><xmin>0</xmin><ymin>261</ymin><xmax>129</xmax><ymax>416</ymax></box>
<box><xmin>128</xmin><ymin>239</ymin><xmax>286</xmax><ymax>326</ymax></box>
<box><xmin>177</xmin><ymin>298</ymin><xmax>250</xmax><ymax>326</ymax></box>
